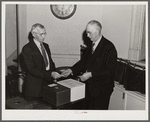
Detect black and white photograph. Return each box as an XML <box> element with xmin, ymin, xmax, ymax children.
<box><xmin>2</xmin><ymin>1</ymin><xmax>148</xmax><ymax>121</ymax></box>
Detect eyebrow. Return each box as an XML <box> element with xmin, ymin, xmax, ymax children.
<box><xmin>39</xmin><ymin>32</ymin><xmax>46</xmax><ymax>34</ymax></box>
<box><xmin>86</xmin><ymin>31</ymin><xmax>91</xmax><ymax>33</ymax></box>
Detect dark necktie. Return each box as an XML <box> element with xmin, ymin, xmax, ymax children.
<box><xmin>91</xmin><ymin>43</ymin><xmax>95</xmax><ymax>54</ymax></box>
<box><xmin>40</xmin><ymin>43</ymin><xmax>48</xmax><ymax>67</ymax></box>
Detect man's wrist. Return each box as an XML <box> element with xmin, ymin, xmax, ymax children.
<box><xmin>70</xmin><ymin>69</ymin><xmax>73</xmax><ymax>75</ymax></box>
<box><xmin>89</xmin><ymin>72</ymin><xmax>92</xmax><ymax>78</ymax></box>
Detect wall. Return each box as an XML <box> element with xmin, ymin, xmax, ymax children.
<box><xmin>19</xmin><ymin>4</ymin><xmax>133</xmax><ymax>67</ymax></box>
<box><xmin>102</xmin><ymin>5</ymin><xmax>132</xmax><ymax>58</ymax></box>
<box><xmin>5</xmin><ymin>5</ymin><xmax>17</xmax><ymax>74</ymax></box>
<box><xmin>5</xmin><ymin>5</ymin><xmax>17</xmax><ymax>59</ymax></box>
<box><xmin>18</xmin><ymin>5</ymin><xmax>27</xmax><ymax>54</ymax></box>
<box><xmin>24</xmin><ymin>4</ymin><xmax>105</xmax><ymax>67</ymax></box>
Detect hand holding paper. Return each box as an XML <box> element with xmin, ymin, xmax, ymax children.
<box><xmin>61</xmin><ymin>69</ymin><xmax>73</xmax><ymax>77</ymax></box>
<box><xmin>78</xmin><ymin>72</ymin><xmax>92</xmax><ymax>82</ymax></box>
<box><xmin>51</xmin><ymin>71</ymin><xmax>62</xmax><ymax>80</ymax></box>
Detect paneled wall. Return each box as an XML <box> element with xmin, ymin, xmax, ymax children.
<box><xmin>5</xmin><ymin>5</ymin><xmax>17</xmax><ymax>59</ymax></box>
<box><xmin>5</xmin><ymin>5</ymin><xmax>17</xmax><ymax>74</ymax></box>
<box><xmin>18</xmin><ymin>4</ymin><xmax>133</xmax><ymax>67</ymax></box>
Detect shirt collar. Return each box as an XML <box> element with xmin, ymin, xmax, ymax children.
<box><xmin>93</xmin><ymin>35</ymin><xmax>102</xmax><ymax>48</ymax></box>
<box><xmin>33</xmin><ymin>39</ymin><xmax>41</xmax><ymax>48</ymax></box>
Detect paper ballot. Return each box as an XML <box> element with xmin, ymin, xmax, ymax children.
<box><xmin>48</xmin><ymin>83</ymin><xmax>57</xmax><ymax>87</ymax></box>
<box><xmin>58</xmin><ymin>79</ymin><xmax>85</xmax><ymax>102</ymax></box>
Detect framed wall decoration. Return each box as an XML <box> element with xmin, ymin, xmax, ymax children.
<box><xmin>50</xmin><ymin>5</ymin><xmax>77</xmax><ymax>19</ymax></box>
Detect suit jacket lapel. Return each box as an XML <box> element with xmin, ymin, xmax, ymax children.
<box><xmin>43</xmin><ymin>43</ymin><xmax>50</xmax><ymax>58</ymax></box>
<box><xmin>29</xmin><ymin>39</ymin><xmax>44</xmax><ymax>61</ymax></box>
<box><xmin>90</xmin><ymin>36</ymin><xmax>105</xmax><ymax>62</ymax></box>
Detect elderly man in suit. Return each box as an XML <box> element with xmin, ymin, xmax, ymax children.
<box><xmin>62</xmin><ymin>20</ymin><xmax>117</xmax><ymax>110</ymax></box>
<box><xmin>22</xmin><ymin>23</ymin><xmax>61</xmax><ymax>101</ymax></box>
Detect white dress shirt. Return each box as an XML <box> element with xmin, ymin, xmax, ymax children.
<box><xmin>33</xmin><ymin>39</ymin><xmax>50</xmax><ymax>70</ymax></box>
<box><xmin>93</xmin><ymin>35</ymin><xmax>102</xmax><ymax>53</ymax></box>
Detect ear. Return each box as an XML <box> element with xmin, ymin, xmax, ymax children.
<box><xmin>31</xmin><ymin>31</ymin><xmax>36</xmax><ymax>38</ymax></box>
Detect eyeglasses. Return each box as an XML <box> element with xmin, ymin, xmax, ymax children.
<box><xmin>37</xmin><ymin>32</ymin><xmax>47</xmax><ymax>36</ymax></box>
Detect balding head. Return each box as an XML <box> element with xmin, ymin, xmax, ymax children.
<box><xmin>31</xmin><ymin>23</ymin><xmax>45</xmax><ymax>34</ymax></box>
<box><xmin>31</xmin><ymin>23</ymin><xmax>47</xmax><ymax>43</ymax></box>
<box><xmin>86</xmin><ymin>20</ymin><xmax>102</xmax><ymax>42</ymax></box>
<box><xmin>87</xmin><ymin>20</ymin><xmax>102</xmax><ymax>33</ymax></box>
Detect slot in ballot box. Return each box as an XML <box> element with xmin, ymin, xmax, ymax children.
<box><xmin>57</xmin><ymin>79</ymin><xmax>85</xmax><ymax>102</ymax></box>
<box><xmin>43</xmin><ymin>83</ymin><xmax>70</xmax><ymax>107</ymax></box>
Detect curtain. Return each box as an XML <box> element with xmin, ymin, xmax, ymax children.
<box><xmin>115</xmin><ymin>60</ymin><xmax>145</xmax><ymax>94</ymax></box>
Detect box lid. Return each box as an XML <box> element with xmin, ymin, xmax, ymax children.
<box><xmin>58</xmin><ymin>79</ymin><xmax>85</xmax><ymax>88</ymax></box>
<box><xmin>45</xmin><ymin>83</ymin><xmax>70</xmax><ymax>93</ymax></box>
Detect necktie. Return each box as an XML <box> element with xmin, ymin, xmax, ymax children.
<box><xmin>91</xmin><ymin>43</ymin><xmax>95</xmax><ymax>54</ymax></box>
<box><xmin>40</xmin><ymin>43</ymin><xmax>48</xmax><ymax>67</ymax></box>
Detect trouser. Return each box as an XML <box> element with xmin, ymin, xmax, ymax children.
<box><xmin>82</xmin><ymin>84</ymin><xmax>113</xmax><ymax>110</ymax></box>
<box><xmin>87</xmin><ymin>91</ymin><xmax>112</xmax><ymax>110</ymax></box>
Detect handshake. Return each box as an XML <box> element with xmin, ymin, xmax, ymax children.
<box><xmin>51</xmin><ymin>69</ymin><xmax>72</xmax><ymax>81</ymax></box>
<box><xmin>51</xmin><ymin>69</ymin><xmax>92</xmax><ymax>82</ymax></box>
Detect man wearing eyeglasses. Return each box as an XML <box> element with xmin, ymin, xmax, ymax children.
<box><xmin>21</xmin><ymin>23</ymin><xmax>61</xmax><ymax>101</ymax></box>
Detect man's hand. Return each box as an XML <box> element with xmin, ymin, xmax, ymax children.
<box><xmin>61</xmin><ymin>69</ymin><xmax>73</xmax><ymax>77</ymax></box>
<box><xmin>51</xmin><ymin>71</ymin><xmax>61</xmax><ymax>80</ymax></box>
<box><xmin>78</xmin><ymin>72</ymin><xmax>92</xmax><ymax>82</ymax></box>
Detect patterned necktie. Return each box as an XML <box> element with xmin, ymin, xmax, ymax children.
<box><xmin>91</xmin><ymin>43</ymin><xmax>95</xmax><ymax>54</ymax></box>
<box><xmin>40</xmin><ymin>43</ymin><xmax>48</xmax><ymax>67</ymax></box>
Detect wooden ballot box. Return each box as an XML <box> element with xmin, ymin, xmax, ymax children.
<box><xmin>43</xmin><ymin>83</ymin><xmax>70</xmax><ymax>107</ymax></box>
<box><xmin>58</xmin><ymin>79</ymin><xmax>85</xmax><ymax>102</ymax></box>
<box><xmin>6</xmin><ymin>97</ymin><xmax>33</xmax><ymax>109</ymax></box>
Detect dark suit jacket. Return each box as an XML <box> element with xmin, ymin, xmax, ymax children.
<box><xmin>22</xmin><ymin>39</ymin><xmax>56</xmax><ymax>97</ymax></box>
<box><xmin>71</xmin><ymin>36</ymin><xmax>117</xmax><ymax>97</ymax></box>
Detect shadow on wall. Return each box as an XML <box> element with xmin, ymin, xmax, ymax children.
<box><xmin>28</xmin><ymin>32</ymin><xmax>33</xmax><ymax>42</ymax></box>
<box><xmin>82</xmin><ymin>30</ymin><xmax>92</xmax><ymax>48</ymax></box>
<box><xmin>80</xmin><ymin>30</ymin><xmax>92</xmax><ymax>59</ymax></box>
<box><xmin>17</xmin><ymin>32</ymin><xmax>33</xmax><ymax>74</ymax></box>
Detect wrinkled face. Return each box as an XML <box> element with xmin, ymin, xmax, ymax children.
<box><xmin>32</xmin><ymin>27</ymin><xmax>47</xmax><ymax>43</ymax></box>
<box><xmin>86</xmin><ymin>24</ymin><xmax>100</xmax><ymax>42</ymax></box>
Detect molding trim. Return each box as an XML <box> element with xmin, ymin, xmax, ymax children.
<box><xmin>51</xmin><ymin>53</ymin><xmax>80</xmax><ymax>67</ymax></box>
